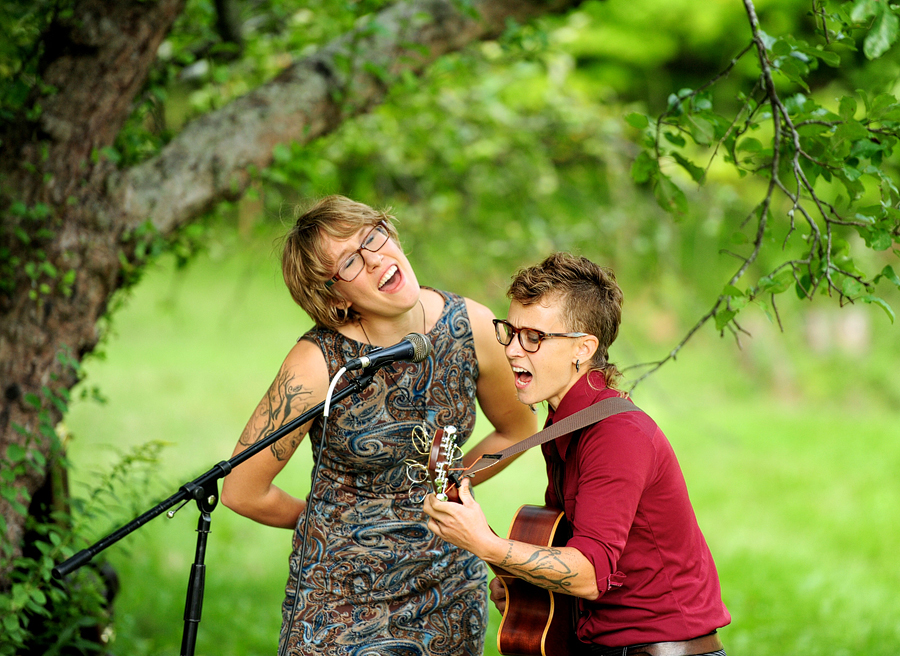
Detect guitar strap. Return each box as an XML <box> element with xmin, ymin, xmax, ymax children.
<box><xmin>459</xmin><ymin>395</ymin><xmax>641</xmax><ymax>480</ymax></box>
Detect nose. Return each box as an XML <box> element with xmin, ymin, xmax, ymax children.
<box><xmin>360</xmin><ymin>248</ymin><xmax>383</xmax><ymax>269</ymax></box>
<box><xmin>504</xmin><ymin>334</ymin><xmax>525</xmax><ymax>359</ymax></box>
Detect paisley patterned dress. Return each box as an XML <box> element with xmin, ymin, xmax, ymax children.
<box><xmin>278</xmin><ymin>289</ymin><xmax>488</xmax><ymax>656</ymax></box>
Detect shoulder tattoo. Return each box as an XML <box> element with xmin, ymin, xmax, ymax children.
<box><xmin>240</xmin><ymin>368</ymin><xmax>314</xmax><ymax>460</ymax></box>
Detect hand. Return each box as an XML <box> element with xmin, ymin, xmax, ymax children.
<box><xmin>422</xmin><ymin>478</ymin><xmax>496</xmax><ymax>557</ymax></box>
<box><xmin>489</xmin><ymin>577</ymin><xmax>508</xmax><ymax>614</ymax></box>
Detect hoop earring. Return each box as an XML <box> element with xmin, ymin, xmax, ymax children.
<box><xmin>575</xmin><ymin>359</ymin><xmax>580</xmax><ymax>372</ymax></box>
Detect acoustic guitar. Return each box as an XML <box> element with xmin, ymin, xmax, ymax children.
<box><xmin>426</xmin><ymin>440</ymin><xmax>575</xmax><ymax>655</ymax></box>
<box><xmin>489</xmin><ymin>505</ymin><xmax>575</xmax><ymax>656</ymax></box>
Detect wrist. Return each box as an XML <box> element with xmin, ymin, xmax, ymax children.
<box><xmin>482</xmin><ymin>535</ymin><xmax>515</xmax><ymax>566</ymax></box>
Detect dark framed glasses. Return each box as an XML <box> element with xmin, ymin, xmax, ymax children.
<box><xmin>492</xmin><ymin>319</ymin><xmax>588</xmax><ymax>353</ymax></box>
<box><xmin>325</xmin><ymin>222</ymin><xmax>391</xmax><ymax>288</ymax></box>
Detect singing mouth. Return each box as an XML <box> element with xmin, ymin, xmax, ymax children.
<box><xmin>378</xmin><ymin>265</ymin><xmax>399</xmax><ymax>290</ymax></box>
<box><xmin>512</xmin><ymin>365</ymin><xmax>533</xmax><ymax>388</ymax></box>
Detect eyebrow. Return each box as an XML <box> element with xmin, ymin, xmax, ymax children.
<box><xmin>332</xmin><ymin>226</ymin><xmax>369</xmax><ymax>261</ymax></box>
<box><xmin>507</xmin><ymin>322</ymin><xmax>549</xmax><ymax>332</ymax></box>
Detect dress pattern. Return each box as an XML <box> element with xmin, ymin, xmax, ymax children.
<box><xmin>279</xmin><ymin>289</ymin><xmax>488</xmax><ymax>656</ymax></box>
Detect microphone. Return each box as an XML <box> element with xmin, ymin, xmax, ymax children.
<box><xmin>345</xmin><ymin>333</ymin><xmax>432</xmax><ymax>371</ymax></box>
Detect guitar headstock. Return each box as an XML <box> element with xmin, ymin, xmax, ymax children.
<box><xmin>427</xmin><ymin>425</ymin><xmax>462</xmax><ymax>502</ymax></box>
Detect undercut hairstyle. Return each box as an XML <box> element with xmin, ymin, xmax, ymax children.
<box><xmin>507</xmin><ymin>252</ymin><xmax>624</xmax><ymax>387</ymax></box>
<box><xmin>281</xmin><ymin>195</ymin><xmax>400</xmax><ymax>329</ymax></box>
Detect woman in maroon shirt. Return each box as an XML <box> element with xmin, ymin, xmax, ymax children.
<box><xmin>424</xmin><ymin>252</ymin><xmax>730</xmax><ymax>655</ymax></box>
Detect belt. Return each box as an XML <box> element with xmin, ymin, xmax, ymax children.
<box><xmin>581</xmin><ymin>631</ymin><xmax>724</xmax><ymax>656</ymax></box>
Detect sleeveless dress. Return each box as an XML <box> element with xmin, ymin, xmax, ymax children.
<box><xmin>278</xmin><ymin>289</ymin><xmax>489</xmax><ymax>656</ymax></box>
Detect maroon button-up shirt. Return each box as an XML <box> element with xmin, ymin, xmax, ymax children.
<box><xmin>543</xmin><ymin>372</ymin><xmax>730</xmax><ymax>647</ymax></box>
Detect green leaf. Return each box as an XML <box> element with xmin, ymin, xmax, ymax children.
<box><xmin>774</xmin><ymin>56</ymin><xmax>809</xmax><ymax>90</ymax></box>
<box><xmin>859</xmin><ymin>227</ymin><xmax>894</xmax><ymax>250</ymax></box>
<box><xmin>688</xmin><ymin>115</ymin><xmax>715</xmax><ymax>145</ymax></box>
<box><xmin>715</xmin><ymin>309</ymin><xmax>736</xmax><ymax>331</ymax></box>
<box><xmin>99</xmin><ymin>146</ymin><xmax>121</xmax><ymax>164</ymax></box>
<box><xmin>757</xmin><ymin>29</ymin><xmax>777</xmax><ymax>51</ymax></box>
<box><xmin>816</xmin><ymin>49</ymin><xmax>841</xmax><ymax>67</ymax></box>
<box><xmin>737</xmin><ymin>137</ymin><xmax>763</xmax><ymax>152</ymax></box>
<box><xmin>868</xmin><ymin>92</ymin><xmax>900</xmax><ymax>120</ymax></box>
<box><xmin>839</xmin><ymin>96</ymin><xmax>857</xmax><ymax>120</ymax></box>
<box><xmin>663</xmin><ymin>131</ymin><xmax>686</xmax><ymax>147</ymax></box>
<box><xmin>653</xmin><ymin>174</ymin><xmax>688</xmax><ymax>216</ymax></box>
<box><xmin>625</xmin><ymin>112</ymin><xmax>649</xmax><ymax>129</ymax></box>
<box><xmin>758</xmin><ymin>270</ymin><xmax>793</xmax><ymax>295</ymax></box>
<box><xmin>863</xmin><ymin>295</ymin><xmax>895</xmax><ymax>323</ymax></box>
<box><xmin>852</xmin><ymin>0</ymin><xmax>880</xmax><ymax>21</ymax></box>
<box><xmin>841</xmin><ymin>278</ymin><xmax>865</xmax><ymax>297</ymax></box>
<box><xmin>731</xmin><ymin>295</ymin><xmax>749</xmax><ymax>311</ymax></box>
<box><xmin>631</xmin><ymin>151</ymin><xmax>657</xmax><ymax>184</ymax></box>
<box><xmin>6</xmin><ymin>444</ymin><xmax>27</xmax><ymax>463</ymax></box>
<box><xmin>874</xmin><ymin>265</ymin><xmax>900</xmax><ymax>287</ymax></box>
<box><xmin>796</xmin><ymin>274</ymin><xmax>814</xmax><ymax>299</ymax></box>
<box><xmin>29</xmin><ymin>588</ymin><xmax>47</xmax><ymax>605</ymax></box>
<box><xmin>834</xmin><ymin>119</ymin><xmax>869</xmax><ymax>143</ymax></box>
<box><xmin>864</xmin><ymin>5</ymin><xmax>899</xmax><ymax>59</ymax></box>
<box><xmin>2</xmin><ymin>613</ymin><xmax>20</xmax><ymax>632</ymax></box>
<box><xmin>272</xmin><ymin>143</ymin><xmax>292</xmax><ymax>163</ymax></box>
<box><xmin>671</xmin><ymin>152</ymin><xmax>705</xmax><ymax>183</ymax></box>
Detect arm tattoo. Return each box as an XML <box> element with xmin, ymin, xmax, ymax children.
<box><xmin>239</xmin><ymin>369</ymin><xmax>313</xmax><ymax>461</ymax></box>
<box><xmin>500</xmin><ymin>546</ymin><xmax>577</xmax><ymax>594</ymax></box>
<box><xmin>500</xmin><ymin>541</ymin><xmax>515</xmax><ymax>567</ymax></box>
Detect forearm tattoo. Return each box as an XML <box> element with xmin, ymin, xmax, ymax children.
<box><xmin>499</xmin><ymin>542</ymin><xmax>576</xmax><ymax>593</ymax></box>
<box><xmin>239</xmin><ymin>369</ymin><xmax>313</xmax><ymax>461</ymax></box>
<box><xmin>502</xmin><ymin>541</ymin><xmax>515</xmax><ymax>565</ymax></box>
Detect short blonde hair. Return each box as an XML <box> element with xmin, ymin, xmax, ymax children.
<box><xmin>281</xmin><ymin>196</ymin><xmax>400</xmax><ymax>329</ymax></box>
<box><xmin>508</xmin><ymin>252</ymin><xmax>624</xmax><ymax>386</ymax></box>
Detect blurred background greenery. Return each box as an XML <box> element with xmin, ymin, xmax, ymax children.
<box><xmin>56</xmin><ymin>0</ymin><xmax>900</xmax><ymax>654</ymax></box>
<box><xmin>65</xmin><ymin>222</ymin><xmax>900</xmax><ymax>656</ymax></box>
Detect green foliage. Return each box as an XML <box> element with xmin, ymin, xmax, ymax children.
<box><xmin>619</xmin><ymin>0</ymin><xmax>900</xmax><ymax>379</ymax></box>
<box><xmin>0</xmin><ymin>434</ymin><xmax>168</xmax><ymax>656</ymax></box>
<box><xmin>0</xmin><ymin>199</ymin><xmax>76</xmax><ymax>304</ymax></box>
<box><xmin>0</xmin><ymin>0</ymin><xmax>75</xmax><ymax>121</ymax></box>
<box><xmin>60</xmin><ymin>228</ymin><xmax>900</xmax><ymax>655</ymax></box>
<box><xmin>851</xmin><ymin>0</ymin><xmax>900</xmax><ymax>58</ymax></box>
<box><xmin>5</xmin><ymin>0</ymin><xmax>900</xmax><ymax>649</ymax></box>
<box><xmin>250</xmin><ymin>0</ymin><xmax>899</xmax><ymax>339</ymax></box>
<box><xmin>0</xmin><ymin>340</ymin><xmax>164</xmax><ymax>654</ymax></box>
<box><xmin>259</xmin><ymin>21</ymin><xmax>652</xmax><ymax>297</ymax></box>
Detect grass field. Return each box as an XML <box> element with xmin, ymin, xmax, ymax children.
<box><xmin>64</xmin><ymin>229</ymin><xmax>900</xmax><ymax>656</ymax></box>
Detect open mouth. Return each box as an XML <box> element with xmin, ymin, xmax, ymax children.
<box><xmin>378</xmin><ymin>264</ymin><xmax>399</xmax><ymax>290</ymax></box>
<box><xmin>512</xmin><ymin>366</ymin><xmax>533</xmax><ymax>388</ymax></box>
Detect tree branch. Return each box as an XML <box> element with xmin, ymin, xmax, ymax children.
<box><xmin>118</xmin><ymin>0</ymin><xmax>584</xmax><ymax>235</ymax></box>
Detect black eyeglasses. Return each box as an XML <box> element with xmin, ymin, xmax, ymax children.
<box><xmin>492</xmin><ymin>319</ymin><xmax>588</xmax><ymax>353</ymax></box>
<box><xmin>325</xmin><ymin>222</ymin><xmax>391</xmax><ymax>288</ymax></box>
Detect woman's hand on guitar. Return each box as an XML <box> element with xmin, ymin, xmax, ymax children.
<box><xmin>423</xmin><ymin>478</ymin><xmax>501</xmax><ymax>558</ymax></box>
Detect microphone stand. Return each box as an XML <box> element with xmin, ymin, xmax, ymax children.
<box><xmin>52</xmin><ymin>368</ymin><xmax>379</xmax><ymax>656</ymax></box>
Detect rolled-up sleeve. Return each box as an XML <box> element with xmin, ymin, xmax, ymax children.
<box><xmin>565</xmin><ymin>414</ymin><xmax>659</xmax><ymax>597</ymax></box>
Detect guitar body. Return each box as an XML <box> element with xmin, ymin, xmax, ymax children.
<box><xmin>491</xmin><ymin>505</ymin><xmax>575</xmax><ymax>656</ymax></box>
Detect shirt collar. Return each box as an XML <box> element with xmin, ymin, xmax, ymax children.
<box><xmin>547</xmin><ymin>370</ymin><xmax>610</xmax><ymax>425</ymax></box>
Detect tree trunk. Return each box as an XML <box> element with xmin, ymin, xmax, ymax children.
<box><xmin>0</xmin><ymin>0</ymin><xmax>584</xmax><ymax>585</ymax></box>
<box><xmin>0</xmin><ymin>0</ymin><xmax>187</xmax><ymax>582</ymax></box>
